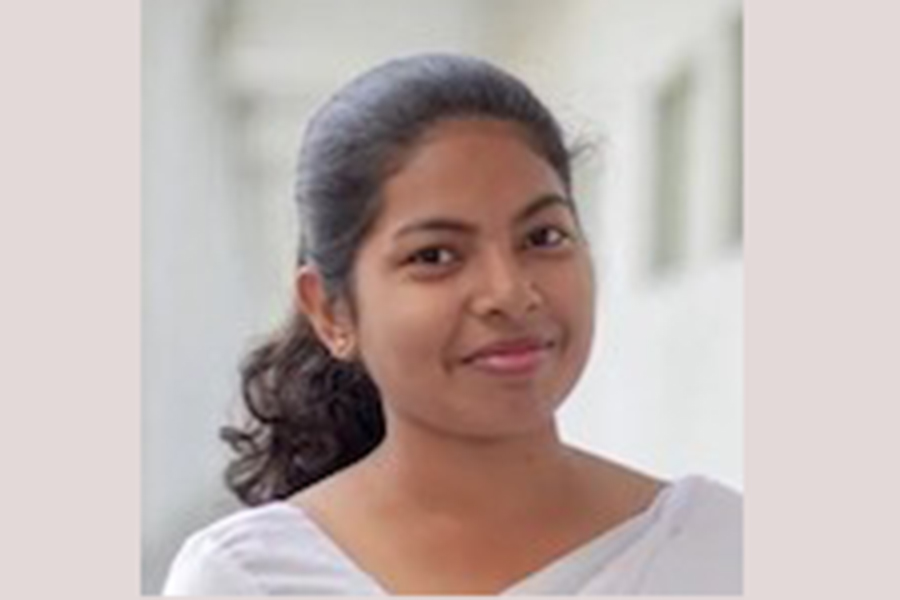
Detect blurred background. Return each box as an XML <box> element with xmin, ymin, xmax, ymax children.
<box><xmin>142</xmin><ymin>0</ymin><xmax>742</xmax><ymax>593</ymax></box>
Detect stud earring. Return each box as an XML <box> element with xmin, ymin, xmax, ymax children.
<box><xmin>333</xmin><ymin>335</ymin><xmax>352</xmax><ymax>359</ymax></box>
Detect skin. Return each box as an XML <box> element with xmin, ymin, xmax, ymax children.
<box><xmin>294</xmin><ymin>118</ymin><xmax>663</xmax><ymax>594</ymax></box>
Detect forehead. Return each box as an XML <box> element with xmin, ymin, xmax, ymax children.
<box><xmin>375</xmin><ymin>119</ymin><xmax>567</xmax><ymax>230</ymax></box>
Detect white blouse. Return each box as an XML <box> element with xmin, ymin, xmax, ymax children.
<box><xmin>163</xmin><ymin>475</ymin><xmax>742</xmax><ymax>595</ymax></box>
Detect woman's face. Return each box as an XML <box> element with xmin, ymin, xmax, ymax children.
<box><xmin>347</xmin><ymin>118</ymin><xmax>595</xmax><ymax>439</ymax></box>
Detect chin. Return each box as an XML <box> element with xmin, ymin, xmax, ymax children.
<box><xmin>446</xmin><ymin>395</ymin><xmax>565</xmax><ymax>440</ymax></box>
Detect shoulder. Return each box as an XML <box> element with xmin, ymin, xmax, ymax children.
<box><xmin>670</xmin><ymin>476</ymin><xmax>743</xmax><ymax>541</ymax></box>
<box><xmin>641</xmin><ymin>476</ymin><xmax>743</xmax><ymax>593</ymax></box>
<box><xmin>660</xmin><ymin>476</ymin><xmax>743</xmax><ymax>557</ymax></box>
<box><xmin>161</xmin><ymin>502</ymin><xmax>354</xmax><ymax>595</ymax></box>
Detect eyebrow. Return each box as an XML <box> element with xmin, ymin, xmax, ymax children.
<box><xmin>393</xmin><ymin>194</ymin><xmax>574</xmax><ymax>239</ymax></box>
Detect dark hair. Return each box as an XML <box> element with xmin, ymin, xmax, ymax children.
<box><xmin>221</xmin><ymin>53</ymin><xmax>576</xmax><ymax>506</ymax></box>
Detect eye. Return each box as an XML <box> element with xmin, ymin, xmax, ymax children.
<box><xmin>524</xmin><ymin>225</ymin><xmax>572</xmax><ymax>249</ymax></box>
<box><xmin>406</xmin><ymin>246</ymin><xmax>459</xmax><ymax>267</ymax></box>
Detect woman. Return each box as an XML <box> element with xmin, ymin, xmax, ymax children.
<box><xmin>163</xmin><ymin>53</ymin><xmax>742</xmax><ymax>595</ymax></box>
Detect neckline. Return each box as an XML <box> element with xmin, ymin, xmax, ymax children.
<box><xmin>271</xmin><ymin>477</ymin><xmax>692</xmax><ymax>595</ymax></box>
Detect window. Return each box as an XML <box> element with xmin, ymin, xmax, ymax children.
<box><xmin>725</xmin><ymin>15</ymin><xmax>744</xmax><ymax>247</ymax></box>
<box><xmin>651</xmin><ymin>67</ymin><xmax>696</xmax><ymax>276</ymax></box>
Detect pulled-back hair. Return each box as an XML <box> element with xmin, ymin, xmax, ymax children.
<box><xmin>221</xmin><ymin>53</ymin><xmax>575</xmax><ymax>506</ymax></box>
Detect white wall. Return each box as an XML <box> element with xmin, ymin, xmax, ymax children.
<box><xmin>142</xmin><ymin>0</ymin><xmax>255</xmax><ymax>592</ymax></box>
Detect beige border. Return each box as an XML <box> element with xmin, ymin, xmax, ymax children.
<box><xmin>2</xmin><ymin>0</ymin><xmax>142</xmax><ymax>597</ymax></box>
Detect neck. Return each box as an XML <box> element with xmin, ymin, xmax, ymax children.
<box><xmin>358</xmin><ymin>418</ymin><xmax>587</xmax><ymax>522</ymax></box>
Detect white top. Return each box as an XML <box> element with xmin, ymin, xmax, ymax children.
<box><xmin>162</xmin><ymin>475</ymin><xmax>742</xmax><ymax>595</ymax></box>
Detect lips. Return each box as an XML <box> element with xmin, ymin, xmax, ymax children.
<box><xmin>462</xmin><ymin>336</ymin><xmax>554</xmax><ymax>375</ymax></box>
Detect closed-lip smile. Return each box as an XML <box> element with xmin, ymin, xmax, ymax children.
<box><xmin>462</xmin><ymin>336</ymin><xmax>555</xmax><ymax>375</ymax></box>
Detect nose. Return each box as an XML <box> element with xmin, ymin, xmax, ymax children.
<box><xmin>469</xmin><ymin>248</ymin><xmax>544</xmax><ymax>320</ymax></box>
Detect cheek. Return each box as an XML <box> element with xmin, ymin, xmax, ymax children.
<box><xmin>542</xmin><ymin>249</ymin><xmax>594</xmax><ymax>303</ymax></box>
<box><xmin>355</xmin><ymin>280</ymin><xmax>461</xmax><ymax>388</ymax></box>
<box><xmin>545</xmin><ymin>256</ymin><xmax>596</xmax><ymax>353</ymax></box>
<box><xmin>576</xmin><ymin>261</ymin><xmax>597</xmax><ymax>339</ymax></box>
<box><xmin>575</xmin><ymin>259</ymin><xmax>597</xmax><ymax>328</ymax></box>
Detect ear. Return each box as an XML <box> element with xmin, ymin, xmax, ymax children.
<box><xmin>295</xmin><ymin>266</ymin><xmax>358</xmax><ymax>361</ymax></box>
